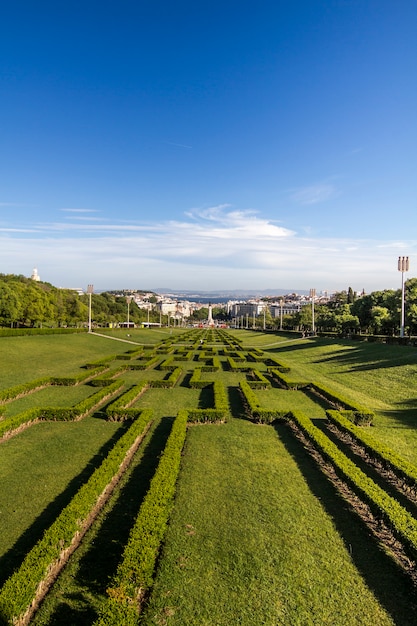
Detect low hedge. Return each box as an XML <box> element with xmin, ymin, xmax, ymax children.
<box><xmin>0</xmin><ymin>407</ymin><xmax>43</xmax><ymax>440</ymax></box>
<box><xmin>49</xmin><ymin>366</ymin><xmax>108</xmax><ymax>386</ymax></box>
<box><xmin>0</xmin><ymin>409</ymin><xmax>153</xmax><ymax>625</ymax></box>
<box><xmin>189</xmin><ymin>368</ymin><xmax>212</xmax><ymax>389</ymax></box>
<box><xmin>227</xmin><ymin>356</ymin><xmax>251</xmax><ymax>372</ymax></box>
<box><xmin>327</xmin><ymin>409</ymin><xmax>417</xmax><ymax>488</ymax></box>
<box><xmin>309</xmin><ymin>382</ymin><xmax>375</xmax><ymax>425</ymax></box>
<box><xmin>247</xmin><ymin>370</ymin><xmax>271</xmax><ymax>389</ymax></box>
<box><xmin>94</xmin><ymin>409</ymin><xmax>188</xmax><ymax>625</ymax></box>
<box><xmin>187</xmin><ymin>381</ymin><xmax>230</xmax><ymax>423</ymax></box>
<box><xmin>239</xmin><ymin>380</ymin><xmax>284</xmax><ymax>424</ymax></box>
<box><xmin>38</xmin><ymin>381</ymin><xmax>124</xmax><ymax>421</ymax></box>
<box><xmin>0</xmin><ymin>377</ymin><xmax>52</xmax><ymax>404</ymax></box>
<box><xmin>159</xmin><ymin>355</ymin><xmax>175</xmax><ymax>370</ymax></box>
<box><xmin>290</xmin><ymin>410</ymin><xmax>417</xmax><ymax>564</ymax></box>
<box><xmin>84</xmin><ymin>356</ymin><xmax>116</xmax><ymax>369</ymax></box>
<box><xmin>149</xmin><ymin>367</ymin><xmax>182</xmax><ymax>389</ymax></box>
<box><xmin>269</xmin><ymin>369</ymin><xmax>309</xmax><ymax>390</ymax></box>
<box><xmin>106</xmin><ymin>382</ymin><xmax>149</xmax><ymax>421</ymax></box>
<box><xmin>265</xmin><ymin>357</ymin><xmax>291</xmax><ymax>372</ymax></box>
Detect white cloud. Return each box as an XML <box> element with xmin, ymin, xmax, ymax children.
<box><xmin>60</xmin><ymin>208</ymin><xmax>99</xmax><ymax>213</ymax></box>
<box><xmin>0</xmin><ymin>205</ymin><xmax>415</xmax><ymax>292</ymax></box>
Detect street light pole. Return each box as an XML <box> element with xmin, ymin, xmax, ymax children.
<box><xmin>87</xmin><ymin>284</ymin><xmax>94</xmax><ymax>332</ymax></box>
<box><xmin>126</xmin><ymin>296</ymin><xmax>133</xmax><ymax>328</ymax></box>
<box><xmin>310</xmin><ymin>289</ymin><xmax>316</xmax><ymax>335</ymax></box>
<box><xmin>280</xmin><ymin>299</ymin><xmax>283</xmax><ymax>331</ymax></box>
<box><xmin>398</xmin><ymin>256</ymin><xmax>409</xmax><ymax>338</ymax></box>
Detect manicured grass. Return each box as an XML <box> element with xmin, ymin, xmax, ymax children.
<box><xmin>2</xmin><ymin>329</ymin><xmax>417</xmax><ymax>626</ymax></box>
<box><xmin>141</xmin><ymin>418</ymin><xmax>400</xmax><ymax>625</ymax></box>
<box><xmin>30</xmin><ymin>415</ymin><xmax>174</xmax><ymax>626</ymax></box>
<box><xmin>0</xmin><ymin>334</ymin><xmax>135</xmax><ymax>389</ymax></box>
<box><xmin>134</xmin><ymin>387</ymin><xmax>205</xmax><ymax>418</ymax></box>
<box><xmin>2</xmin><ymin>385</ymin><xmax>99</xmax><ymax>417</ymax></box>
<box><xmin>0</xmin><ymin>417</ymin><xmax>124</xmax><ymax>580</ymax></box>
<box><xmin>262</xmin><ymin>336</ymin><xmax>417</xmax><ymax>464</ymax></box>
<box><xmin>255</xmin><ymin>386</ymin><xmax>328</xmax><ymax>417</ymax></box>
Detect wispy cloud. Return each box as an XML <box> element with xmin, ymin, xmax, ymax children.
<box><xmin>0</xmin><ymin>205</ymin><xmax>415</xmax><ymax>292</ymax></box>
<box><xmin>290</xmin><ymin>183</ymin><xmax>337</xmax><ymax>205</ymax></box>
<box><xmin>60</xmin><ymin>208</ymin><xmax>99</xmax><ymax>213</ymax></box>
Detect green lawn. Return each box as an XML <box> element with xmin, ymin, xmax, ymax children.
<box><xmin>141</xmin><ymin>418</ymin><xmax>408</xmax><ymax>625</ymax></box>
<box><xmin>2</xmin><ymin>384</ymin><xmax>99</xmax><ymax>417</ymax></box>
<box><xmin>1</xmin><ymin>329</ymin><xmax>417</xmax><ymax>625</ymax></box>
<box><xmin>0</xmin><ymin>417</ymin><xmax>124</xmax><ymax>580</ymax></box>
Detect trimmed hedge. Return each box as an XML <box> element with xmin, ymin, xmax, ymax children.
<box><xmin>239</xmin><ymin>380</ymin><xmax>285</xmax><ymax>423</ymax></box>
<box><xmin>48</xmin><ymin>366</ymin><xmax>108</xmax><ymax>386</ymax></box>
<box><xmin>189</xmin><ymin>367</ymin><xmax>211</xmax><ymax>389</ymax></box>
<box><xmin>38</xmin><ymin>381</ymin><xmax>124</xmax><ymax>421</ymax></box>
<box><xmin>246</xmin><ymin>370</ymin><xmax>271</xmax><ymax>389</ymax></box>
<box><xmin>93</xmin><ymin>409</ymin><xmax>188</xmax><ymax>625</ymax></box>
<box><xmin>265</xmin><ymin>357</ymin><xmax>291</xmax><ymax>372</ymax></box>
<box><xmin>106</xmin><ymin>382</ymin><xmax>149</xmax><ymax>421</ymax></box>
<box><xmin>0</xmin><ymin>410</ymin><xmax>153</xmax><ymax>625</ymax></box>
<box><xmin>309</xmin><ymin>382</ymin><xmax>375</xmax><ymax>425</ymax></box>
<box><xmin>187</xmin><ymin>381</ymin><xmax>230</xmax><ymax>423</ymax></box>
<box><xmin>327</xmin><ymin>409</ymin><xmax>417</xmax><ymax>488</ymax></box>
<box><xmin>150</xmin><ymin>367</ymin><xmax>182</xmax><ymax>389</ymax></box>
<box><xmin>269</xmin><ymin>369</ymin><xmax>309</xmax><ymax>390</ymax></box>
<box><xmin>0</xmin><ymin>407</ymin><xmax>43</xmax><ymax>440</ymax></box>
<box><xmin>0</xmin><ymin>377</ymin><xmax>52</xmax><ymax>404</ymax></box>
<box><xmin>227</xmin><ymin>356</ymin><xmax>251</xmax><ymax>372</ymax></box>
<box><xmin>290</xmin><ymin>410</ymin><xmax>417</xmax><ymax>564</ymax></box>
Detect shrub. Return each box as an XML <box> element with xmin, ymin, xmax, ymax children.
<box><xmin>94</xmin><ymin>410</ymin><xmax>188</xmax><ymax>625</ymax></box>
<box><xmin>0</xmin><ymin>410</ymin><xmax>153</xmax><ymax>625</ymax></box>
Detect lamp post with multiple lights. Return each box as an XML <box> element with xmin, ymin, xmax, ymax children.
<box><xmin>398</xmin><ymin>256</ymin><xmax>409</xmax><ymax>338</ymax></box>
<box><xmin>126</xmin><ymin>296</ymin><xmax>133</xmax><ymax>328</ymax></box>
<box><xmin>309</xmin><ymin>288</ymin><xmax>316</xmax><ymax>335</ymax></box>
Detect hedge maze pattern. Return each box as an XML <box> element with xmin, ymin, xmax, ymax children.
<box><xmin>0</xmin><ymin>328</ymin><xmax>416</xmax><ymax>624</ymax></box>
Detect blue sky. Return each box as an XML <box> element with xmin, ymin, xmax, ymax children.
<box><xmin>1</xmin><ymin>1</ymin><xmax>416</xmax><ymax>294</ymax></box>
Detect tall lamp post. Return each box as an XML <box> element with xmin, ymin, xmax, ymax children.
<box><xmin>280</xmin><ymin>299</ymin><xmax>284</xmax><ymax>331</ymax></box>
<box><xmin>310</xmin><ymin>288</ymin><xmax>316</xmax><ymax>335</ymax></box>
<box><xmin>126</xmin><ymin>296</ymin><xmax>133</xmax><ymax>328</ymax></box>
<box><xmin>398</xmin><ymin>256</ymin><xmax>409</xmax><ymax>338</ymax></box>
<box><xmin>87</xmin><ymin>284</ymin><xmax>94</xmax><ymax>332</ymax></box>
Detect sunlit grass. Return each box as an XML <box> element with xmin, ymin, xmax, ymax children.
<box><xmin>141</xmin><ymin>418</ymin><xmax>396</xmax><ymax>625</ymax></box>
<box><xmin>2</xmin><ymin>385</ymin><xmax>99</xmax><ymax>417</ymax></box>
<box><xmin>0</xmin><ymin>334</ymin><xmax>134</xmax><ymax>389</ymax></box>
<box><xmin>0</xmin><ymin>417</ymin><xmax>123</xmax><ymax>566</ymax></box>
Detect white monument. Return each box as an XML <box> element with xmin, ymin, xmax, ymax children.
<box><xmin>31</xmin><ymin>268</ymin><xmax>40</xmax><ymax>282</ymax></box>
<box><xmin>207</xmin><ymin>302</ymin><xmax>214</xmax><ymax>326</ymax></box>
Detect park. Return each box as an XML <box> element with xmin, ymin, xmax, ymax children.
<box><xmin>0</xmin><ymin>327</ymin><xmax>416</xmax><ymax>625</ymax></box>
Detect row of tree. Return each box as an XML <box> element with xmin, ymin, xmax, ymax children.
<box><xmin>0</xmin><ymin>275</ymin><xmax>159</xmax><ymax>328</ymax></box>
<box><xmin>1</xmin><ymin>273</ymin><xmax>417</xmax><ymax>335</ymax></box>
<box><xmin>270</xmin><ymin>282</ymin><xmax>417</xmax><ymax>335</ymax></box>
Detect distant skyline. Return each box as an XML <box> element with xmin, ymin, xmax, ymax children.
<box><xmin>1</xmin><ymin>1</ymin><xmax>416</xmax><ymax>293</ymax></box>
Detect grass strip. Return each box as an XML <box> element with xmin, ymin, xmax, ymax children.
<box><xmin>93</xmin><ymin>409</ymin><xmax>188</xmax><ymax>625</ymax></box>
<box><xmin>0</xmin><ymin>410</ymin><xmax>153</xmax><ymax>625</ymax></box>
<box><xmin>327</xmin><ymin>409</ymin><xmax>417</xmax><ymax>488</ymax></box>
<box><xmin>290</xmin><ymin>410</ymin><xmax>417</xmax><ymax>563</ymax></box>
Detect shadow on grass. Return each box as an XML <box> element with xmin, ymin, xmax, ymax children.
<box><xmin>314</xmin><ymin>419</ymin><xmax>417</xmax><ymax>519</ymax></box>
<box><xmin>0</xmin><ymin>420</ymin><xmax>130</xmax><ymax>588</ymax></box>
<box><xmin>198</xmin><ymin>386</ymin><xmax>214</xmax><ymax>409</ymax></box>
<box><xmin>275</xmin><ymin>421</ymin><xmax>417</xmax><ymax>624</ymax></box>
<box><xmin>378</xmin><ymin>407</ymin><xmax>417</xmax><ymax>432</ymax></box>
<box><xmin>39</xmin><ymin>416</ymin><xmax>173</xmax><ymax>626</ymax></box>
<box><xmin>227</xmin><ymin>385</ymin><xmax>247</xmax><ymax>420</ymax></box>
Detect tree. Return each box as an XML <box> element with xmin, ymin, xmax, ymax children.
<box><xmin>0</xmin><ymin>283</ymin><xmax>21</xmax><ymax>326</ymax></box>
